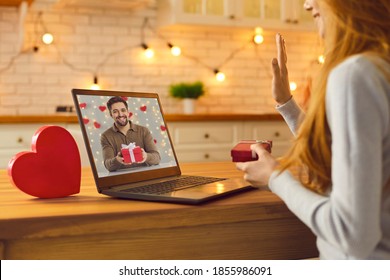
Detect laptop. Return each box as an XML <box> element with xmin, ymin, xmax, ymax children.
<box><xmin>71</xmin><ymin>88</ymin><xmax>254</xmax><ymax>204</ymax></box>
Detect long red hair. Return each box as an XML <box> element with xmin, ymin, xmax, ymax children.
<box><xmin>278</xmin><ymin>0</ymin><xmax>390</xmax><ymax>193</ymax></box>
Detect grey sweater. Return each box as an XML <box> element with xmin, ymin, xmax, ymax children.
<box><xmin>270</xmin><ymin>54</ymin><xmax>390</xmax><ymax>259</ymax></box>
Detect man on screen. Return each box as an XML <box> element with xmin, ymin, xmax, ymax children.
<box><xmin>100</xmin><ymin>96</ymin><xmax>161</xmax><ymax>172</ymax></box>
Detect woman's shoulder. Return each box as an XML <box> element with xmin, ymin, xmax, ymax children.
<box><xmin>326</xmin><ymin>53</ymin><xmax>390</xmax><ymax>118</ymax></box>
<box><xmin>331</xmin><ymin>54</ymin><xmax>390</xmax><ymax>78</ymax></box>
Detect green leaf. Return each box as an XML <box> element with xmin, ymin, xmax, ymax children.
<box><xmin>169</xmin><ymin>81</ymin><xmax>205</xmax><ymax>99</ymax></box>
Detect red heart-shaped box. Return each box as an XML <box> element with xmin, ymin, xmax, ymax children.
<box><xmin>8</xmin><ymin>126</ymin><xmax>81</xmax><ymax>198</ymax></box>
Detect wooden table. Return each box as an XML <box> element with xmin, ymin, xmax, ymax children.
<box><xmin>0</xmin><ymin>162</ymin><xmax>318</xmax><ymax>260</ymax></box>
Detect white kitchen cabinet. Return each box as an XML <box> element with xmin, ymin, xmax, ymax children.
<box><xmin>66</xmin><ymin>124</ymin><xmax>91</xmax><ymax>167</ymax></box>
<box><xmin>157</xmin><ymin>0</ymin><xmax>315</xmax><ymax>31</ymax></box>
<box><xmin>0</xmin><ymin>124</ymin><xmax>44</xmax><ymax>169</ymax></box>
<box><xmin>281</xmin><ymin>0</ymin><xmax>314</xmax><ymax>28</ymax></box>
<box><xmin>158</xmin><ymin>0</ymin><xmax>230</xmax><ymax>27</ymax></box>
<box><xmin>243</xmin><ymin>120</ymin><xmax>293</xmax><ymax>158</ymax></box>
<box><xmin>0</xmin><ymin>123</ymin><xmax>90</xmax><ymax>168</ymax></box>
<box><xmin>167</xmin><ymin>121</ymin><xmax>243</xmax><ymax>162</ymax></box>
<box><xmin>167</xmin><ymin>119</ymin><xmax>293</xmax><ymax>162</ymax></box>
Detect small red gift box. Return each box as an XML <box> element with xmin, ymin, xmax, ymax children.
<box><xmin>121</xmin><ymin>143</ymin><xmax>143</xmax><ymax>163</ymax></box>
<box><xmin>231</xmin><ymin>140</ymin><xmax>272</xmax><ymax>162</ymax></box>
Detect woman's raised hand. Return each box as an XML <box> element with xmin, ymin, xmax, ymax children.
<box><xmin>271</xmin><ymin>33</ymin><xmax>292</xmax><ymax>105</ymax></box>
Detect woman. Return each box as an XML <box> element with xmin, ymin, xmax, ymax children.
<box><xmin>236</xmin><ymin>0</ymin><xmax>390</xmax><ymax>259</ymax></box>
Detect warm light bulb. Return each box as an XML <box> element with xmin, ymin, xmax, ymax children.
<box><xmin>215</xmin><ymin>70</ymin><xmax>226</xmax><ymax>82</ymax></box>
<box><xmin>90</xmin><ymin>76</ymin><xmax>100</xmax><ymax>90</ymax></box>
<box><xmin>253</xmin><ymin>34</ymin><xmax>264</xmax><ymax>44</ymax></box>
<box><xmin>144</xmin><ymin>48</ymin><xmax>154</xmax><ymax>58</ymax></box>
<box><xmin>91</xmin><ymin>84</ymin><xmax>100</xmax><ymax>90</ymax></box>
<box><xmin>170</xmin><ymin>46</ymin><xmax>181</xmax><ymax>56</ymax></box>
<box><xmin>141</xmin><ymin>43</ymin><xmax>154</xmax><ymax>59</ymax></box>
<box><xmin>42</xmin><ymin>33</ymin><xmax>54</xmax><ymax>45</ymax></box>
<box><xmin>318</xmin><ymin>55</ymin><xmax>325</xmax><ymax>64</ymax></box>
<box><xmin>253</xmin><ymin>27</ymin><xmax>264</xmax><ymax>44</ymax></box>
<box><xmin>255</xmin><ymin>27</ymin><xmax>263</xmax><ymax>34</ymax></box>
<box><xmin>289</xmin><ymin>81</ymin><xmax>297</xmax><ymax>91</ymax></box>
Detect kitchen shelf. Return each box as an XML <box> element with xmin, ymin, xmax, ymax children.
<box><xmin>58</xmin><ymin>0</ymin><xmax>153</xmax><ymax>10</ymax></box>
<box><xmin>157</xmin><ymin>0</ymin><xmax>315</xmax><ymax>31</ymax></box>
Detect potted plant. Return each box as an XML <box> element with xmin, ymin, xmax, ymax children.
<box><xmin>169</xmin><ymin>81</ymin><xmax>205</xmax><ymax>114</ymax></box>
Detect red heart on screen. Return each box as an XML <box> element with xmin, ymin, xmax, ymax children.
<box><xmin>83</xmin><ymin>117</ymin><xmax>89</xmax><ymax>124</ymax></box>
<box><xmin>129</xmin><ymin>112</ymin><xmax>133</xmax><ymax>118</ymax></box>
<box><xmin>7</xmin><ymin>126</ymin><xmax>81</xmax><ymax>198</ymax></box>
<box><xmin>98</xmin><ymin>106</ymin><xmax>106</xmax><ymax>112</ymax></box>
<box><xmin>79</xmin><ymin>102</ymin><xmax>87</xmax><ymax>109</ymax></box>
<box><xmin>94</xmin><ymin>121</ymin><xmax>101</xmax><ymax>128</ymax></box>
<box><xmin>140</xmin><ymin>105</ymin><xmax>147</xmax><ymax>112</ymax></box>
<box><xmin>121</xmin><ymin>96</ymin><xmax>128</xmax><ymax>101</ymax></box>
<box><xmin>160</xmin><ymin>125</ymin><xmax>166</xmax><ymax>131</ymax></box>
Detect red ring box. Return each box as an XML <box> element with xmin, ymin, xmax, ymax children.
<box><xmin>231</xmin><ymin>140</ymin><xmax>272</xmax><ymax>162</ymax></box>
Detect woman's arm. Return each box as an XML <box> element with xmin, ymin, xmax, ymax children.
<box><xmin>270</xmin><ymin>56</ymin><xmax>387</xmax><ymax>258</ymax></box>
<box><xmin>271</xmin><ymin>33</ymin><xmax>304</xmax><ymax>135</ymax></box>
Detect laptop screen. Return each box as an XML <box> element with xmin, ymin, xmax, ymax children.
<box><xmin>72</xmin><ymin>89</ymin><xmax>181</xmax><ymax>190</ymax></box>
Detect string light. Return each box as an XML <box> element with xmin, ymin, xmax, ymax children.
<box><xmin>42</xmin><ymin>32</ymin><xmax>54</xmax><ymax>45</ymax></box>
<box><xmin>318</xmin><ymin>55</ymin><xmax>325</xmax><ymax>64</ymax></box>
<box><xmin>141</xmin><ymin>43</ymin><xmax>154</xmax><ymax>58</ymax></box>
<box><xmin>90</xmin><ymin>76</ymin><xmax>100</xmax><ymax>90</ymax></box>
<box><xmin>289</xmin><ymin>81</ymin><xmax>298</xmax><ymax>92</ymax></box>
<box><xmin>253</xmin><ymin>34</ymin><xmax>264</xmax><ymax>44</ymax></box>
<box><xmin>253</xmin><ymin>27</ymin><xmax>264</xmax><ymax>45</ymax></box>
<box><xmin>214</xmin><ymin>69</ymin><xmax>226</xmax><ymax>82</ymax></box>
<box><xmin>35</xmin><ymin>12</ymin><xmax>54</xmax><ymax>46</ymax></box>
<box><xmin>254</xmin><ymin>27</ymin><xmax>263</xmax><ymax>34</ymax></box>
<box><xmin>168</xmin><ymin>43</ymin><xmax>181</xmax><ymax>56</ymax></box>
<box><xmin>0</xmin><ymin>14</ymin><xmax>319</xmax><ymax>88</ymax></box>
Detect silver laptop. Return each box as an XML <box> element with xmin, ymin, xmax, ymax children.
<box><xmin>72</xmin><ymin>88</ymin><xmax>254</xmax><ymax>204</ymax></box>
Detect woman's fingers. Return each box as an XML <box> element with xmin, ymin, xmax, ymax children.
<box><xmin>282</xmin><ymin>36</ymin><xmax>287</xmax><ymax>64</ymax></box>
<box><xmin>276</xmin><ymin>33</ymin><xmax>285</xmax><ymax>67</ymax></box>
<box><xmin>277</xmin><ymin>33</ymin><xmax>288</xmax><ymax>71</ymax></box>
<box><xmin>271</xmin><ymin>58</ymin><xmax>280</xmax><ymax>79</ymax></box>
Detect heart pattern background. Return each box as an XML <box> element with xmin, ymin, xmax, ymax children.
<box><xmin>77</xmin><ymin>95</ymin><xmax>175</xmax><ymax>175</ymax></box>
<box><xmin>93</xmin><ymin>121</ymin><xmax>101</xmax><ymax>128</ymax></box>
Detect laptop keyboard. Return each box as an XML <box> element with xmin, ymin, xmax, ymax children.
<box><xmin>122</xmin><ymin>176</ymin><xmax>226</xmax><ymax>195</ymax></box>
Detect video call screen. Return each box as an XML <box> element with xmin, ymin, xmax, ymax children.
<box><xmin>76</xmin><ymin>94</ymin><xmax>177</xmax><ymax>178</ymax></box>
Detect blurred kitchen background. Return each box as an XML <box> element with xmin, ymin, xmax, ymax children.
<box><xmin>0</xmin><ymin>0</ymin><xmax>322</xmax><ymax>115</ymax></box>
<box><xmin>0</xmin><ymin>0</ymin><xmax>323</xmax><ymax>167</ymax></box>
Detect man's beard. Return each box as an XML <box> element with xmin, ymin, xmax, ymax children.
<box><xmin>115</xmin><ymin>116</ymin><xmax>128</xmax><ymax>127</ymax></box>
